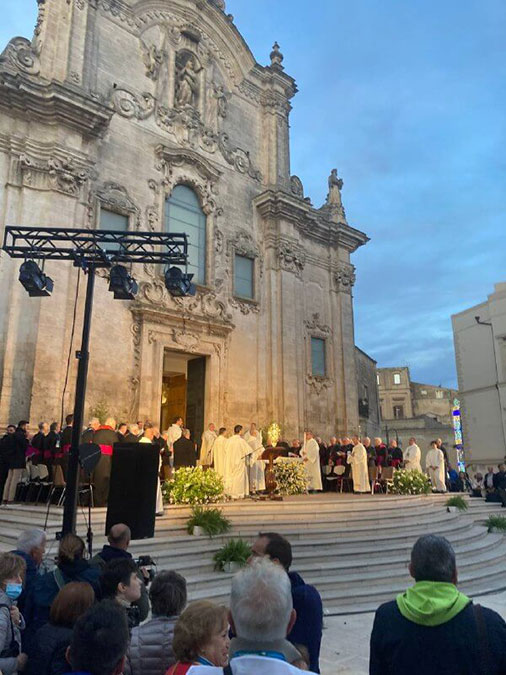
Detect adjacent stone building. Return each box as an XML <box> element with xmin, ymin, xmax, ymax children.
<box><xmin>0</xmin><ymin>0</ymin><xmax>369</xmax><ymax>442</ymax></box>
<box><xmin>378</xmin><ymin>367</ymin><xmax>458</xmax><ymax>465</ymax></box>
<box><xmin>452</xmin><ymin>282</ymin><xmax>506</xmax><ymax>466</ymax></box>
<box><xmin>355</xmin><ymin>347</ymin><xmax>381</xmax><ymax>439</ymax></box>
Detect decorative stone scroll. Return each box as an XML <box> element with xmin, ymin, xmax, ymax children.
<box><xmin>278</xmin><ymin>241</ymin><xmax>305</xmax><ymax>279</ymax></box>
<box><xmin>0</xmin><ymin>37</ymin><xmax>40</xmax><ymax>76</ymax></box>
<box><xmin>18</xmin><ymin>153</ymin><xmax>92</xmax><ymax>197</ymax></box>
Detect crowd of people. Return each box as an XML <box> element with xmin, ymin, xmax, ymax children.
<box><xmin>0</xmin><ymin>417</ymin><xmax>482</xmax><ymax>509</ymax></box>
<box><xmin>1</xmin><ymin>526</ymin><xmax>506</xmax><ymax>674</ymax></box>
<box><xmin>0</xmin><ymin>525</ymin><xmax>323</xmax><ymax>674</ymax></box>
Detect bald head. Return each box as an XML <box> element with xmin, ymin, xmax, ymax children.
<box><xmin>107</xmin><ymin>523</ymin><xmax>131</xmax><ymax>550</ymax></box>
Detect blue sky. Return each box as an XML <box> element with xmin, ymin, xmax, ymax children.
<box><xmin>3</xmin><ymin>1</ymin><xmax>506</xmax><ymax>388</ymax></box>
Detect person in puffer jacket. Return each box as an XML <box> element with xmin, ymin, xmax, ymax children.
<box><xmin>124</xmin><ymin>570</ymin><xmax>187</xmax><ymax>675</ymax></box>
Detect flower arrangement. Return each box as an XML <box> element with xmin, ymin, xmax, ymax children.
<box><xmin>163</xmin><ymin>466</ymin><xmax>225</xmax><ymax>505</ymax></box>
<box><xmin>390</xmin><ymin>469</ymin><xmax>431</xmax><ymax>496</ymax></box>
<box><xmin>186</xmin><ymin>506</ymin><xmax>231</xmax><ymax>536</ymax></box>
<box><xmin>273</xmin><ymin>458</ymin><xmax>309</xmax><ymax>496</ymax></box>
<box><xmin>267</xmin><ymin>422</ymin><xmax>281</xmax><ymax>447</ymax></box>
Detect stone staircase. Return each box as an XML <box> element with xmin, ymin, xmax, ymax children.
<box><xmin>0</xmin><ymin>494</ymin><xmax>504</xmax><ymax>615</ymax></box>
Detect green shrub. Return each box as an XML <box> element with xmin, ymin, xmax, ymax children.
<box><xmin>390</xmin><ymin>469</ymin><xmax>431</xmax><ymax>496</ymax></box>
<box><xmin>486</xmin><ymin>515</ymin><xmax>506</xmax><ymax>533</ymax></box>
<box><xmin>163</xmin><ymin>466</ymin><xmax>224</xmax><ymax>505</ymax></box>
<box><xmin>445</xmin><ymin>496</ymin><xmax>468</xmax><ymax>511</ymax></box>
<box><xmin>213</xmin><ymin>539</ymin><xmax>251</xmax><ymax>572</ymax></box>
<box><xmin>186</xmin><ymin>506</ymin><xmax>231</xmax><ymax>537</ymax></box>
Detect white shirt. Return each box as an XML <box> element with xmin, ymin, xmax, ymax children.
<box><xmin>187</xmin><ymin>654</ymin><xmax>315</xmax><ymax>674</ymax></box>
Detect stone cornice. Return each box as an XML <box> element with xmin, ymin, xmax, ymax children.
<box><xmin>254</xmin><ymin>189</ymin><xmax>369</xmax><ymax>253</ymax></box>
<box><xmin>0</xmin><ymin>71</ymin><xmax>113</xmax><ymax>139</ymax></box>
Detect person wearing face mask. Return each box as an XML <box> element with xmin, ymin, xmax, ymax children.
<box><xmin>0</xmin><ymin>552</ymin><xmax>28</xmax><ymax>674</ymax></box>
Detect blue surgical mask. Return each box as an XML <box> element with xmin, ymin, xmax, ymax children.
<box><xmin>5</xmin><ymin>583</ymin><xmax>22</xmax><ymax>601</ymax></box>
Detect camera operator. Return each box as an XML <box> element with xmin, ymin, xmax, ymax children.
<box><xmin>90</xmin><ymin>523</ymin><xmax>150</xmax><ymax>622</ymax></box>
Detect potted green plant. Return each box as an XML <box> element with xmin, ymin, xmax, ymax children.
<box><xmin>186</xmin><ymin>506</ymin><xmax>231</xmax><ymax>537</ymax></box>
<box><xmin>445</xmin><ymin>496</ymin><xmax>468</xmax><ymax>513</ymax></box>
<box><xmin>213</xmin><ymin>539</ymin><xmax>251</xmax><ymax>574</ymax></box>
<box><xmin>486</xmin><ymin>515</ymin><xmax>506</xmax><ymax>533</ymax></box>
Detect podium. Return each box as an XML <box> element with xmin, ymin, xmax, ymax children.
<box><xmin>260</xmin><ymin>446</ymin><xmax>286</xmax><ymax>501</ymax></box>
<box><xmin>106</xmin><ymin>443</ymin><xmax>160</xmax><ymax>540</ymax></box>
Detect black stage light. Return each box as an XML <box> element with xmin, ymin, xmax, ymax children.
<box><xmin>108</xmin><ymin>264</ymin><xmax>139</xmax><ymax>300</ymax></box>
<box><xmin>19</xmin><ymin>260</ymin><xmax>54</xmax><ymax>297</ymax></box>
<box><xmin>164</xmin><ymin>266</ymin><xmax>196</xmax><ymax>297</ymax></box>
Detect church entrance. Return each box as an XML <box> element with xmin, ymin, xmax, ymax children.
<box><xmin>160</xmin><ymin>350</ymin><xmax>206</xmax><ymax>446</ymax></box>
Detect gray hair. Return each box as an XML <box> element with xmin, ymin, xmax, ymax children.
<box><xmin>150</xmin><ymin>570</ymin><xmax>187</xmax><ymax>617</ymax></box>
<box><xmin>129</xmin><ymin>423</ymin><xmax>140</xmax><ymax>436</ymax></box>
<box><xmin>411</xmin><ymin>534</ymin><xmax>456</xmax><ymax>583</ymax></box>
<box><xmin>230</xmin><ymin>557</ymin><xmax>292</xmax><ymax>642</ymax></box>
<box><xmin>16</xmin><ymin>528</ymin><xmax>46</xmax><ymax>554</ymax></box>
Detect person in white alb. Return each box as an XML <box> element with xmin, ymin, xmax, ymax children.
<box><xmin>347</xmin><ymin>435</ymin><xmax>369</xmax><ymax>493</ymax></box>
<box><xmin>212</xmin><ymin>427</ymin><xmax>228</xmax><ymax>482</ymax></box>
<box><xmin>301</xmin><ymin>431</ymin><xmax>322</xmax><ymax>492</ymax></box>
<box><xmin>426</xmin><ymin>440</ymin><xmax>447</xmax><ymax>492</ymax></box>
<box><xmin>404</xmin><ymin>437</ymin><xmax>422</xmax><ymax>473</ymax></box>
<box><xmin>245</xmin><ymin>424</ymin><xmax>265</xmax><ymax>493</ymax></box>
<box><xmin>224</xmin><ymin>425</ymin><xmax>250</xmax><ymax>499</ymax></box>
<box><xmin>186</xmin><ymin>557</ymin><xmax>317</xmax><ymax>674</ymax></box>
<box><xmin>200</xmin><ymin>423</ymin><xmax>217</xmax><ymax>466</ymax></box>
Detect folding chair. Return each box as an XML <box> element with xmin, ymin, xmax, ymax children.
<box><xmin>380</xmin><ymin>466</ymin><xmax>395</xmax><ymax>493</ymax></box>
<box><xmin>369</xmin><ymin>466</ymin><xmax>382</xmax><ymax>495</ymax></box>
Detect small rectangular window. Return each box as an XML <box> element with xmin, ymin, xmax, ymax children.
<box><xmin>436</xmin><ymin>390</ymin><xmax>444</xmax><ymax>399</ymax></box>
<box><xmin>421</xmin><ymin>389</ymin><xmax>427</xmax><ymax>396</ymax></box>
<box><xmin>376</xmin><ymin>374</ymin><xmax>380</xmax><ymax>385</ymax></box>
<box><xmin>100</xmin><ymin>208</ymin><xmax>129</xmax><ymax>252</ymax></box>
<box><xmin>393</xmin><ymin>373</ymin><xmax>401</xmax><ymax>385</ymax></box>
<box><xmin>311</xmin><ymin>337</ymin><xmax>326</xmax><ymax>377</ymax></box>
<box><xmin>234</xmin><ymin>254</ymin><xmax>254</xmax><ymax>299</ymax></box>
<box><xmin>393</xmin><ymin>405</ymin><xmax>404</xmax><ymax>419</ymax></box>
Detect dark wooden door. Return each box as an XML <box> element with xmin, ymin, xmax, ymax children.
<box><xmin>186</xmin><ymin>357</ymin><xmax>206</xmax><ymax>449</ymax></box>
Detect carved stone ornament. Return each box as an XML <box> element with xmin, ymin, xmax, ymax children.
<box><xmin>172</xmin><ymin>329</ymin><xmax>200</xmax><ymax>352</ymax></box>
<box><xmin>304</xmin><ymin>313</ymin><xmax>331</xmax><ymax>336</ymax></box>
<box><xmin>270</xmin><ymin>42</ymin><xmax>284</xmax><ymax>70</ymax></box>
<box><xmin>306</xmin><ymin>374</ymin><xmax>333</xmax><ymax>395</ymax></box>
<box><xmin>334</xmin><ymin>263</ymin><xmax>356</xmax><ymax>293</ymax></box>
<box><xmin>228</xmin><ymin>230</ymin><xmax>260</xmax><ymax>260</ymax></box>
<box><xmin>290</xmin><ymin>175</ymin><xmax>304</xmax><ymax>199</ymax></box>
<box><xmin>18</xmin><ymin>153</ymin><xmax>92</xmax><ymax>196</ymax></box>
<box><xmin>214</xmin><ymin>228</ymin><xmax>224</xmax><ymax>254</ymax></box>
<box><xmin>141</xmin><ymin>42</ymin><xmax>166</xmax><ymax>81</ymax></box>
<box><xmin>137</xmin><ymin>277</ymin><xmax>234</xmax><ymax>325</ymax></box>
<box><xmin>278</xmin><ymin>242</ymin><xmax>305</xmax><ymax>279</ymax></box>
<box><xmin>109</xmin><ymin>88</ymin><xmax>262</xmax><ymax>182</ymax></box>
<box><xmin>95</xmin><ymin>182</ymin><xmax>138</xmax><ymax>214</ymax></box>
<box><xmin>0</xmin><ymin>37</ymin><xmax>40</xmax><ymax>76</ymax></box>
<box><xmin>208</xmin><ymin>0</ymin><xmax>226</xmax><ymax>9</ymax></box>
<box><xmin>229</xmin><ymin>297</ymin><xmax>260</xmax><ymax>316</ymax></box>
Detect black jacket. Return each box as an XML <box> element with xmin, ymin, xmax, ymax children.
<box><xmin>7</xmin><ymin>427</ymin><xmax>28</xmax><ymax>469</ymax></box>
<box><xmin>26</xmin><ymin>623</ymin><xmax>73</xmax><ymax>675</ymax></box>
<box><xmin>493</xmin><ymin>471</ymin><xmax>506</xmax><ymax>490</ymax></box>
<box><xmin>370</xmin><ymin>600</ymin><xmax>506</xmax><ymax>675</ymax></box>
<box><xmin>173</xmin><ymin>437</ymin><xmax>196</xmax><ymax>468</ymax></box>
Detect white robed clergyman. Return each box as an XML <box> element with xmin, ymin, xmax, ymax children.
<box><xmin>224</xmin><ymin>425</ymin><xmax>250</xmax><ymax>499</ymax></box>
<box><xmin>200</xmin><ymin>423</ymin><xmax>217</xmax><ymax>466</ymax></box>
<box><xmin>404</xmin><ymin>437</ymin><xmax>422</xmax><ymax>473</ymax></box>
<box><xmin>301</xmin><ymin>431</ymin><xmax>322</xmax><ymax>492</ymax></box>
<box><xmin>426</xmin><ymin>442</ymin><xmax>446</xmax><ymax>492</ymax></box>
<box><xmin>347</xmin><ymin>436</ymin><xmax>369</xmax><ymax>493</ymax></box>
<box><xmin>139</xmin><ymin>426</ymin><xmax>164</xmax><ymax>516</ymax></box>
<box><xmin>246</xmin><ymin>428</ymin><xmax>266</xmax><ymax>492</ymax></box>
<box><xmin>212</xmin><ymin>429</ymin><xmax>228</xmax><ymax>481</ymax></box>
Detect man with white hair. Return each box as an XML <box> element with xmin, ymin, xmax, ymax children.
<box><xmin>12</xmin><ymin>528</ymin><xmax>46</xmax><ymax>608</ymax></box>
<box><xmin>191</xmin><ymin>557</ymin><xmax>314</xmax><ymax>673</ymax></box>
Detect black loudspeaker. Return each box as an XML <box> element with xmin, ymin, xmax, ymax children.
<box><xmin>79</xmin><ymin>443</ymin><xmax>102</xmax><ymax>474</ymax></box>
<box><xmin>106</xmin><ymin>443</ymin><xmax>160</xmax><ymax>540</ymax></box>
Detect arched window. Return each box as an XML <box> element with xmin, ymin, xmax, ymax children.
<box><xmin>165</xmin><ymin>185</ymin><xmax>206</xmax><ymax>285</ymax></box>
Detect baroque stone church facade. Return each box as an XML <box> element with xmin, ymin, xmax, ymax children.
<box><xmin>0</xmin><ymin>0</ymin><xmax>369</xmax><ymax>441</ymax></box>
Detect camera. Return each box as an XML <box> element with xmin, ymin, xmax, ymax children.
<box><xmin>135</xmin><ymin>555</ymin><xmax>157</xmax><ymax>583</ymax></box>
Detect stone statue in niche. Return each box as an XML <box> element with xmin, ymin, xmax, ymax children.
<box><xmin>175</xmin><ymin>54</ymin><xmax>201</xmax><ymax>108</ymax></box>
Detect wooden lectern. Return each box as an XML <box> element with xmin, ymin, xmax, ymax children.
<box><xmin>261</xmin><ymin>446</ymin><xmax>286</xmax><ymax>501</ymax></box>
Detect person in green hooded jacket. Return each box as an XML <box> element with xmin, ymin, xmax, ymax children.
<box><xmin>369</xmin><ymin>534</ymin><xmax>506</xmax><ymax>675</ymax></box>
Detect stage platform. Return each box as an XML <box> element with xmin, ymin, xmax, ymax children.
<box><xmin>0</xmin><ymin>493</ymin><xmax>504</xmax><ymax>615</ymax></box>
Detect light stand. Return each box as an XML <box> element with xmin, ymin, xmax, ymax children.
<box><xmin>2</xmin><ymin>225</ymin><xmax>191</xmax><ymax>536</ymax></box>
